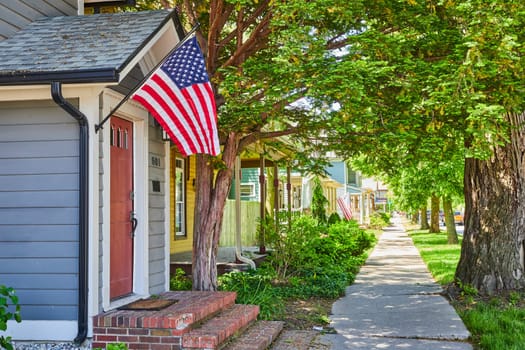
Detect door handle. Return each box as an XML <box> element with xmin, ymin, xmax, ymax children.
<box><xmin>130</xmin><ymin>211</ymin><xmax>138</xmax><ymax>237</ymax></box>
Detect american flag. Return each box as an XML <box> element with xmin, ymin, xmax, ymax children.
<box><xmin>132</xmin><ymin>36</ymin><xmax>220</xmax><ymax>156</ymax></box>
<box><xmin>337</xmin><ymin>195</ymin><xmax>353</xmax><ymax>220</ymax></box>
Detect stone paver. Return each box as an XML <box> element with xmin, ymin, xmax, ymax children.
<box><xmin>271</xmin><ymin>330</ymin><xmax>322</xmax><ymax>350</ymax></box>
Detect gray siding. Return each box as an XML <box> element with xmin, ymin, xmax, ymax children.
<box><xmin>0</xmin><ymin>0</ymin><xmax>78</xmax><ymax>40</ymax></box>
<box><xmin>0</xmin><ymin>100</ymin><xmax>79</xmax><ymax>321</ymax></box>
<box><xmin>148</xmin><ymin>117</ymin><xmax>167</xmax><ymax>295</ymax></box>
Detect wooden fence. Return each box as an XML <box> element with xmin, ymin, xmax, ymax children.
<box><xmin>220</xmin><ymin>199</ymin><xmax>260</xmax><ymax>246</ymax></box>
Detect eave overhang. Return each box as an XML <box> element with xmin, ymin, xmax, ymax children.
<box><xmin>0</xmin><ymin>10</ymin><xmax>185</xmax><ymax>86</ymax></box>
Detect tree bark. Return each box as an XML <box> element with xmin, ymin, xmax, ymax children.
<box><xmin>429</xmin><ymin>195</ymin><xmax>440</xmax><ymax>233</ymax></box>
<box><xmin>192</xmin><ymin>132</ymin><xmax>239</xmax><ymax>291</ymax></box>
<box><xmin>442</xmin><ymin>197</ymin><xmax>458</xmax><ymax>244</ymax></box>
<box><xmin>411</xmin><ymin>210</ymin><xmax>419</xmax><ymax>224</ymax></box>
<box><xmin>420</xmin><ymin>204</ymin><xmax>429</xmax><ymax>230</ymax></box>
<box><xmin>456</xmin><ymin>112</ymin><xmax>525</xmax><ymax>294</ymax></box>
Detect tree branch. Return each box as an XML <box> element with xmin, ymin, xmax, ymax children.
<box><xmin>238</xmin><ymin>128</ymin><xmax>299</xmax><ymax>152</ymax></box>
<box><xmin>221</xmin><ymin>10</ymin><xmax>272</xmax><ymax>68</ymax></box>
<box><xmin>218</xmin><ymin>0</ymin><xmax>270</xmax><ymax>48</ymax></box>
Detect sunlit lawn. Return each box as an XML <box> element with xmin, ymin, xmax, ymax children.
<box><xmin>410</xmin><ymin>230</ymin><xmax>460</xmax><ymax>285</ymax></box>
<box><xmin>409</xmin><ymin>229</ymin><xmax>525</xmax><ymax>350</ymax></box>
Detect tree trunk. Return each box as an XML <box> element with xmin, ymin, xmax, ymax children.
<box><xmin>442</xmin><ymin>197</ymin><xmax>458</xmax><ymax>244</ymax></box>
<box><xmin>420</xmin><ymin>204</ymin><xmax>429</xmax><ymax>230</ymax></box>
<box><xmin>411</xmin><ymin>210</ymin><xmax>419</xmax><ymax>224</ymax></box>
<box><xmin>192</xmin><ymin>132</ymin><xmax>239</xmax><ymax>291</ymax></box>
<box><xmin>429</xmin><ymin>195</ymin><xmax>440</xmax><ymax>233</ymax></box>
<box><xmin>456</xmin><ymin>112</ymin><xmax>525</xmax><ymax>294</ymax></box>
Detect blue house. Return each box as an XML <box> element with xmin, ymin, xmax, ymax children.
<box><xmin>0</xmin><ymin>2</ymin><xmax>185</xmax><ymax>344</ymax></box>
<box><xmin>326</xmin><ymin>159</ymin><xmax>366</xmax><ymax>223</ymax></box>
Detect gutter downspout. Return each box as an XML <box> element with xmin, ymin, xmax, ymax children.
<box><xmin>51</xmin><ymin>82</ymin><xmax>89</xmax><ymax>345</ymax></box>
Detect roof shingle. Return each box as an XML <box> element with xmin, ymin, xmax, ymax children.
<box><xmin>0</xmin><ymin>10</ymin><xmax>180</xmax><ymax>84</ymax></box>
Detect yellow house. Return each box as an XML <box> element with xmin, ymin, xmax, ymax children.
<box><xmin>169</xmin><ymin>148</ymin><xmax>197</xmax><ymax>254</ymax></box>
<box><xmin>169</xmin><ymin>149</ymin><xmax>293</xmax><ymax>256</ymax></box>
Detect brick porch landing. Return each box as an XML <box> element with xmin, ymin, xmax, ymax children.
<box><xmin>92</xmin><ymin>291</ymin><xmax>283</xmax><ymax>350</ymax></box>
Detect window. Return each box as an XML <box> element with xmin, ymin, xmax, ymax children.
<box><xmin>117</xmin><ymin>127</ymin><xmax>122</xmax><ymax>148</ymax></box>
<box><xmin>175</xmin><ymin>158</ymin><xmax>186</xmax><ymax>237</ymax></box>
<box><xmin>347</xmin><ymin>170</ymin><xmax>357</xmax><ymax>185</ymax></box>
<box><xmin>110</xmin><ymin>126</ymin><xmax>115</xmax><ymax>146</ymax></box>
<box><xmin>123</xmin><ymin>129</ymin><xmax>128</xmax><ymax>149</ymax></box>
<box><xmin>346</xmin><ymin>164</ymin><xmax>359</xmax><ymax>186</ymax></box>
<box><xmin>240</xmin><ymin>183</ymin><xmax>256</xmax><ymax>197</ymax></box>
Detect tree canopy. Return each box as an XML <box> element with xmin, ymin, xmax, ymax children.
<box><xmin>132</xmin><ymin>0</ymin><xmax>525</xmax><ymax>292</ymax></box>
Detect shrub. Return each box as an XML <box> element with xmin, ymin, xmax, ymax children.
<box><xmin>170</xmin><ymin>268</ymin><xmax>192</xmax><ymax>291</ymax></box>
<box><xmin>219</xmin><ymin>214</ymin><xmax>377</xmax><ymax>319</ymax></box>
<box><xmin>0</xmin><ymin>285</ymin><xmax>21</xmax><ymax>350</ymax></box>
<box><xmin>106</xmin><ymin>344</ymin><xmax>128</xmax><ymax>350</ymax></box>
<box><xmin>262</xmin><ymin>215</ymin><xmax>376</xmax><ymax>300</ymax></box>
<box><xmin>278</xmin><ymin>266</ymin><xmax>349</xmax><ymax>299</ymax></box>
<box><xmin>265</xmin><ymin>214</ymin><xmax>322</xmax><ymax>279</ymax></box>
<box><xmin>369</xmin><ymin>211</ymin><xmax>391</xmax><ymax>229</ymax></box>
<box><xmin>327</xmin><ymin>212</ymin><xmax>341</xmax><ymax>225</ymax></box>
<box><xmin>218</xmin><ymin>269</ymin><xmax>284</xmax><ymax>320</ymax></box>
<box><xmin>311</xmin><ymin>177</ymin><xmax>328</xmax><ymax>223</ymax></box>
<box><xmin>94</xmin><ymin>343</ymin><xmax>128</xmax><ymax>350</ymax></box>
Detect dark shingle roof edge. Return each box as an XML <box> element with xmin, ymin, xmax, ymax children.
<box><xmin>0</xmin><ymin>68</ymin><xmax>119</xmax><ymax>85</ymax></box>
<box><xmin>0</xmin><ymin>10</ymin><xmax>185</xmax><ymax>86</ymax></box>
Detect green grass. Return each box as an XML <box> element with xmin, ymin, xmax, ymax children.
<box><xmin>409</xmin><ymin>230</ymin><xmax>461</xmax><ymax>285</ymax></box>
<box><xmin>409</xmin><ymin>229</ymin><xmax>525</xmax><ymax>350</ymax></box>
<box><xmin>461</xmin><ymin>303</ymin><xmax>525</xmax><ymax>350</ymax></box>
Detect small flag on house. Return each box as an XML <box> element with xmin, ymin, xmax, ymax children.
<box><xmin>131</xmin><ymin>36</ymin><xmax>220</xmax><ymax>156</ymax></box>
<box><xmin>337</xmin><ymin>195</ymin><xmax>353</xmax><ymax>220</ymax></box>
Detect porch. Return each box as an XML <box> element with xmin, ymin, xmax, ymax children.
<box><xmin>170</xmin><ymin>246</ymin><xmax>268</xmax><ymax>276</ymax></box>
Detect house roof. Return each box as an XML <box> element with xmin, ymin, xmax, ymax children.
<box><xmin>0</xmin><ymin>10</ymin><xmax>184</xmax><ymax>85</ymax></box>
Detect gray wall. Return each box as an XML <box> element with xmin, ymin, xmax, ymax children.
<box><xmin>148</xmin><ymin>117</ymin><xmax>167</xmax><ymax>295</ymax></box>
<box><xmin>0</xmin><ymin>0</ymin><xmax>78</xmax><ymax>40</ymax></box>
<box><xmin>0</xmin><ymin>100</ymin><xmax>79</xmax><ymax>320</ymax></box>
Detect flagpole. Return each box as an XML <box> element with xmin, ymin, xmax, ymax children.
<box><xmin>95</xmin><ymin>23</ymin><xmax>201</xmax><ymax>133</ymax></box>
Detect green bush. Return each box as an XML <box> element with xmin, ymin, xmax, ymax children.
<box><xmin>106</xmin><ymin>344</ymin><xmax>128</xmax><ymax>350</ymax></box>
<box><xmin>311</xmin><ymin>177</ymin><xmax>328</xmax><ymax>223</ymax></box>
<box><xmin>265</xmin><ymin>215</ymin><xmax>322</xmax><ymax>279</ymax></box>
<box><xmin>94</xmin><ymin>343</ymin><xmax>128</xmax><ymax>350</ymax></box>
<box><xmin>170</xmin><ymin>268</ymin><xmax>192</xmax><ymax>291</ymax></box>
<box><xmin>278</xmin><ymin>266</ymin><xmax>350</xmax><ymax>299</ymax></box>
<box><xmin>218</xmin><ymin>269</ymin><xmax>284</xmax><ymax>320</ymax></box>
<box><xmin>263</xmin><ymin>215</ymin><xmax>375</xmax><ymax>300</ymax></box>
<box><xmin>0</xmin><ymin>285</ymin><xmax>21</xmax><ymax>350</ymax></box>
<box><xmin>220</xmin><ymin>214</ymin><xmax>377</xmax><ymax>320</ymax></box>
<box><xmin>327</xmin><ymin>212</ymin><xmax>341</xmax><ymax>225</ymax></box>
<box><xmin>369</xmin><ymin>211</ymin><xmax>391</xmax><ymax>229</ymax></box>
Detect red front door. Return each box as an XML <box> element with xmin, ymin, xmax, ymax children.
<box><xmin>110</xmin><ymin>117</ymin><xmax>134</xmax><ymax>299</ymax></box>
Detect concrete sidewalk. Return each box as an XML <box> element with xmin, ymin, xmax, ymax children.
<box><xmin>317</xmin><ymin>217</ymin><xmax>472</xmax><ymax>349</ymax></box>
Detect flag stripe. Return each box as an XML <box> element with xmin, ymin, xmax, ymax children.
<box><xmin>135</xmin><ymin>84</ymin><xmax>200</xmax><ymax>154</ymax></box>
<box><xmin>180</xmin><ymin>87</ymin><xmax>210</xmax><ymax>153</ymax></box>
<box><xmin>150</xmin><ymin>72</ymin><xmax>210</xmax><ymax>152</ymax></box>
<box><xmin>337</xmin><ymin>197</ymin><xmax>353</xmax><ymax>220</ymax></box>
<box><xmin>202</xmin><ymin>83</ymin><xmax>220</xmax><ymax>155</ymax></box>
<box><xmin>132</xmin><ymin>93</ymin><xmax>195</xmax><ymax>155</ymax></box>
<box><xmin>130</xmin><ymin>36</ymin><xmax>220</xmax><ymax>156</ymax></box>
<box><xmin>183</xmin><ymin>85</ymin><xmax>215</xmax><ymax>153</ymax></box>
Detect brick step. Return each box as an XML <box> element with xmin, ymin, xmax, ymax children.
<box><xmin>222</xmin><ymin>320</ymin><xmax>285</xmax><ymax>350</ymax></box>
<box><xmin>182</xmin><ymin>304</ymin><xmax>260</xmax><ymax>349</ymax></box>
<box><xmin>92</xmin><ymin>291</ymin><xmax>238</xmax><ymax>350</ymax></box>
